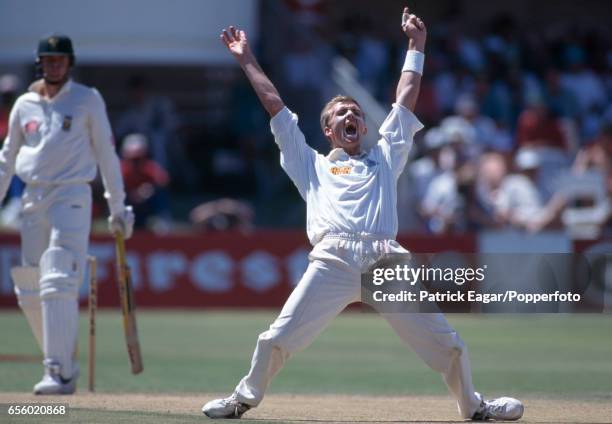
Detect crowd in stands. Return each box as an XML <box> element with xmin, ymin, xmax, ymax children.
<box><xmin>1</xmin><ymin>3</ymin><xmax>610</xmax><ymax>238</ymax></box>
<box><xmin>410</xmin><ymin>16</ymin><xmax>611</xmax><ymax>237</ymax></box>
<box><xmin>313</xmin><ymin>5</ymin><xmax>612</xmax><ymax>237</ymax></box>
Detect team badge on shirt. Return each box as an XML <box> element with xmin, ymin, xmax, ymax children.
<box><xmin>24</xmin><ymin>120</ymin><xmax>40</xmax><ymax>134</ymax></box>
<box><xmin>62</xmin><ymin>115</ymin><xmax>73</xmax><ymax>131</ymax></box>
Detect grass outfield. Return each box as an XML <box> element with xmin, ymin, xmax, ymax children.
<box><xmin>1</xmin><ymin>310</ymin><xmax>611</xmax><ymax>396</ymax></box>
<box><xmin>1</xmin><ymin>311</ymin><xmax>611</xmax><ymax>423</ymax></box>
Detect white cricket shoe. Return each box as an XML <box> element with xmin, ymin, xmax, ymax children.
<box><xmin>202</xmin><ymin>394</ymin><xmax>251</xmax><ymax>419</ymax></box>
<box><xmin>33</xmin><ymin>360</ymin><xmax>79</xmax><ymax>395</ymax></box>
<box><xmin>471</xmin><ymin>393</ymin><xmax>524</xmax><ymax>421</ymax></box>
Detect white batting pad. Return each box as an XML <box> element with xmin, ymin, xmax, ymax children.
<box><xmin>42</xmin><ymin>297</ymin><xmax>79</xmax><ymax>380</ymax></box>
<box><xmin>39</xmin><ymin>247</ymin><xmax>80</xmax><ymax>298</ymax></box>
<box><xmin>11</xmin><ymin>266</ymin><xmax>44</xmax><ymax>351</ymax></box>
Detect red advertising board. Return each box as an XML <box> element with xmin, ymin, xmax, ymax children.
<box><xmin>0</xmin><ymin>232</ymin><xmax>476</xmax><ymax>308</ymax></box>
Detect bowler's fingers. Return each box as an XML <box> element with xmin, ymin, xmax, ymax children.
<box><xmin>407</xmin><ymin>15</ymin><xmax>417</xmax><ymax>30</ymax></box>
<box><xmin>416</xmin><ymin>17</ymin><xmax>425</xmax><ymax>30</ymax></box>
<box><xmin>402</xmin><ymin>6</ymin><xmax>425</xmax><ymax>31</ymax></box>
<box><xmin>402</xmin><ymin>6</ymin><xmax>410</xmax><ymax>26</ymax></box>
<box><xmin>406</xmin><ymin>15</ymin><xmax>425</xmax><ymax>31</ymax></box>
<box><xmin>221</xmin><ymin>29</ymin><xmax>232</xmax><ymax>47</ymax></box>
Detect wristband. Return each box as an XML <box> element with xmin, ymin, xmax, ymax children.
<box><xmin>402</xmin><ymin>50</ymin><xmax>425</xmax><ymax>75</ymax></box>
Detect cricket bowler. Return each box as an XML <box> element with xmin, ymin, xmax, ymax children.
<box><xmin>0</xmin><ymin>34</ymin><xmax>134</xmax><ymax>394</ymax></box>
<box><xmin>203</xmin><ymin>7</ymin><xmax>524</xmax><ymax>421</ymax></box>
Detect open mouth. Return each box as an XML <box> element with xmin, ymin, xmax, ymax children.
<box><xmin>344</xmin><ymin>123</ymin><xmax>357</xmax><ymax>138</ymax></box>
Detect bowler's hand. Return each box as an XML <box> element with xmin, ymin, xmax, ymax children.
<box><xmin>109</xmin><ymin>205</ymin><xmax>135</xmax><ymax>239</ymax></box>
<box><xmin>221</xmin><ymin>26</ymin><xmax>251</xmax><ymax>60</ymax></box>
<box><xmin>401</xmin><ymin>6</ymin><xmax>427</xmax><ymax>50</ymax></box>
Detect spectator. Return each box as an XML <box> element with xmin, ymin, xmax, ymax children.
<box><xmin>419</xmin><ymin>128</ymin><xmax>471</xmax><ymax>234</ymax></box>
<box><xmin>543</xmin><ymin>67</ymin><xmax>580</xmax><ymax>120</ymax></box>
<box><xmin>453</xmin><ymin>94</ymin><xmax>513</xmax><ymax>153</ymax></box>
<box><xmin>560</xmin><ymin>45</ymin><xmax>607</xmax><ymax>117</ymax></box>
<box><xmin>439</xmin><ymin>114</ymin><xmax>481</xmax><ymax>167</ymax></box>
<box><xmin>456</xmin><ymin>34</ymin><xmax>486</xmax><ymax>73</ymax></box>
<box><xmin>573</xmin><ymin>124</ymin><xmax>612</xmax><ymax>198</ymax></box>
<box><xmin>470</xmin><ymin>153</ymin><xmax>508</xmax><ymax>229</ymax></box>
<box><xmin>411</xmin><ymin>128</ymin><xmax>449</xmax><ymax>200</ymax></box>
<box><xmin>420</xmin><ymin>171</ymin><xmax>462</xmax><ymax>234</ymax></box>
<box><xmin>433</xmin><ymin>65</ymin><xmax>475</xmax><ymax>117</ymax></box>
<box><xmin>120</xmin><ymin>134</ymin><xmax>171</xmax><ymax>230</ymax></box>
<box><xmin>114</xmin><ymin>75</ymin><xmax>179</xmax><ymax>171</ymax></box>
<box><xmin>493</xmin><ymin>149</ymin><xmax>566</xmax><ymax>232</ymax></box>
<box><xmin>562</xmin><ymin>124</ymin><xmax>612</xmax><ymax>237</ymax></box>
<box><xmin>479</xmin><ymin>72</ymin><xmax>515</xmax><ymax>130</ymax></box>
<box><xmin>515</xmin><ymin>94</ymin><xmax>568</xmax><ymax>151</ymax></box>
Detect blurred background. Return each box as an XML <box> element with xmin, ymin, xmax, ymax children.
<box><xmin>0</xmin><ymin>0</ymin><xmax>611</xmax><ymax>308</ymax></box>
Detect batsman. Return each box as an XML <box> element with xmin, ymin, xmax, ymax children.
<box><xmin>203</xmin><ymin>7</ymin><xmax>524</xmax><ymax>421</ymax></box>
<box><xmin>0</xmin><ymin>34</ymin><xmax>134</xmax><ymax>394</ymax></box>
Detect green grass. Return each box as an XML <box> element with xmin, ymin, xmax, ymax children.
<box><xmin>1</xmin><ymin>310</ymin><xmax>611</xmax><ymax>398</ymax></box>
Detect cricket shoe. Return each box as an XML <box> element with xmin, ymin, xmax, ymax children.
<box><xmin>471</xmin><ymin>393</ymin><xmax>524</xmax><ymax>421</ymax></box>
<box><xmin>33</xmin><ymin>360</ymin><xmax>79</xmax><ymax>395</ymax></box>
<box><xmin>202</xmin><ymin>394</ymin><xmax>251</xmax><ymax>419</ymax></box>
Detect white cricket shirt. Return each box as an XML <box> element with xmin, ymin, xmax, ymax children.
<box><xmin>271</xmin><ymin>103</ymin><xmax>423</xmax><ymax>245</ymax></box>
<box><xmin>0</xmin><ymin>80</ymin><xmax>126</xmax><ymax>215</ymax></box>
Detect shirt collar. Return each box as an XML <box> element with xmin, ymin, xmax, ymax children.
<box><xmin>32</xmin><ymin>79</ymin><xmax>73</xmax><ymax>100</ymax></box>
<box><xmin>327</xmin><ymin>147</ymin><xmax>367</xmax><ymax>162</ymax></box>
<box><xmin>55</xmin><ymin>79</ymin><xmax>73</xmax><ymax>98</ymax></box>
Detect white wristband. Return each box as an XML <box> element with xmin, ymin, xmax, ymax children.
<box><xmin>402</xmin><ymin>50</ymin><xmax>425</xmax><ymax>75</ymax></box>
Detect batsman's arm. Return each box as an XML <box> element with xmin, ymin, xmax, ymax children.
<box><xmin>0</xmin><ymin>103</ymin><xmax>25</xmax><ymax>204</ymax></box>
<box><xmin>396</xmin><ymin>7</ymin><xmax>427</xmax><ymax>112</ymax></box>
<box><xmin>87</xmin><ymin>88</ymin><xmax>127</xmax><ymax>217</ymax></box>
<box><xmin>221</xmin><ymin>26</ymin><xmax>285</xmax><ymax>118</ymax></box>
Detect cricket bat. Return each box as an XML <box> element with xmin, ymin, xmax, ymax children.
<box><xmin>114</xmin><ymin>232</ymin><xmax>144</xmax><ymax>374</ymax></box>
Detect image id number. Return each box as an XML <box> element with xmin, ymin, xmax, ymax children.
<box><xmin>5</xmin><ymin>404</ymin><xmax>68</xmax><ymax>416</ymax></box>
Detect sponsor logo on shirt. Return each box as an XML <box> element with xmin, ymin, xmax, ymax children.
<box><xmin>62</xmin><ymin>115</ymin><xmax>73</xmax><ymax>131</ymax></box>
<box><xmin>330</xmin><ymin>166</ymin><xmax>352</xmax><ymax>175</ymax></box>
<box><xmin>24</xmin><ymin>120</ymin><xmax>40</xmax><ymax>134</ymax></box>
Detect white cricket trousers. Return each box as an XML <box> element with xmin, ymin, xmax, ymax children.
<box><xmin>234</xmin><ymin>233</ymin><xmax>482</xmax><ymax>418</ymax></box>
<box><xmin>20</xmin><ymin>183</ymin><xmax>92</xmax><ymax>379</ymax></box>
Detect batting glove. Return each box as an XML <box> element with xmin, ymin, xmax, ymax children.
<box><xmin>108</xmin><ymin>205</ymin><xmax>135</xmax><ymax>239</ymax></box>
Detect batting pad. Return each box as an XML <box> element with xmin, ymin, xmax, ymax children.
<box><xmin>11</xmin><ymin>266</ymin><xmax>44</xmax><ymax>351</ymax></box>
<box><xmin>42</xmin><ymin>296</ymin><xmax>79</xmax><ymax>380</ymax></box>
<box><xmin>39</xmin><ymin>247</ymin><xmax>80</xmax><ymax>298</ymax></box>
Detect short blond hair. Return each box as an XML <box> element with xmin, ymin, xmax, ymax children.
<box><xmin>319</xmin><ymin>95</ymin><xmax>362</xmax><ymax>132</ymax></box>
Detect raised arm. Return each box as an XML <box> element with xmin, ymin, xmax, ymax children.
<box><xmin>221</xmin><ymin>26</ymin><xmax>285</xmax><ymax>117</ymax></box>
<box><xmin>395</xmin><ymin>7</ymin><xmax>427</xmax><ymax>111</ymax></box>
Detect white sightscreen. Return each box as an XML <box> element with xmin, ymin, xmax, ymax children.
<box><xmin>0</xmin><ymin>0</ymin><xmax>258</xmax><ymax>65</ymax></box>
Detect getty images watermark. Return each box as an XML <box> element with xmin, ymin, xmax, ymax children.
<box><xmin>361</xmin><ymin>253</ymin><xmax>611</xmax><ymax>313</ymax></box>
